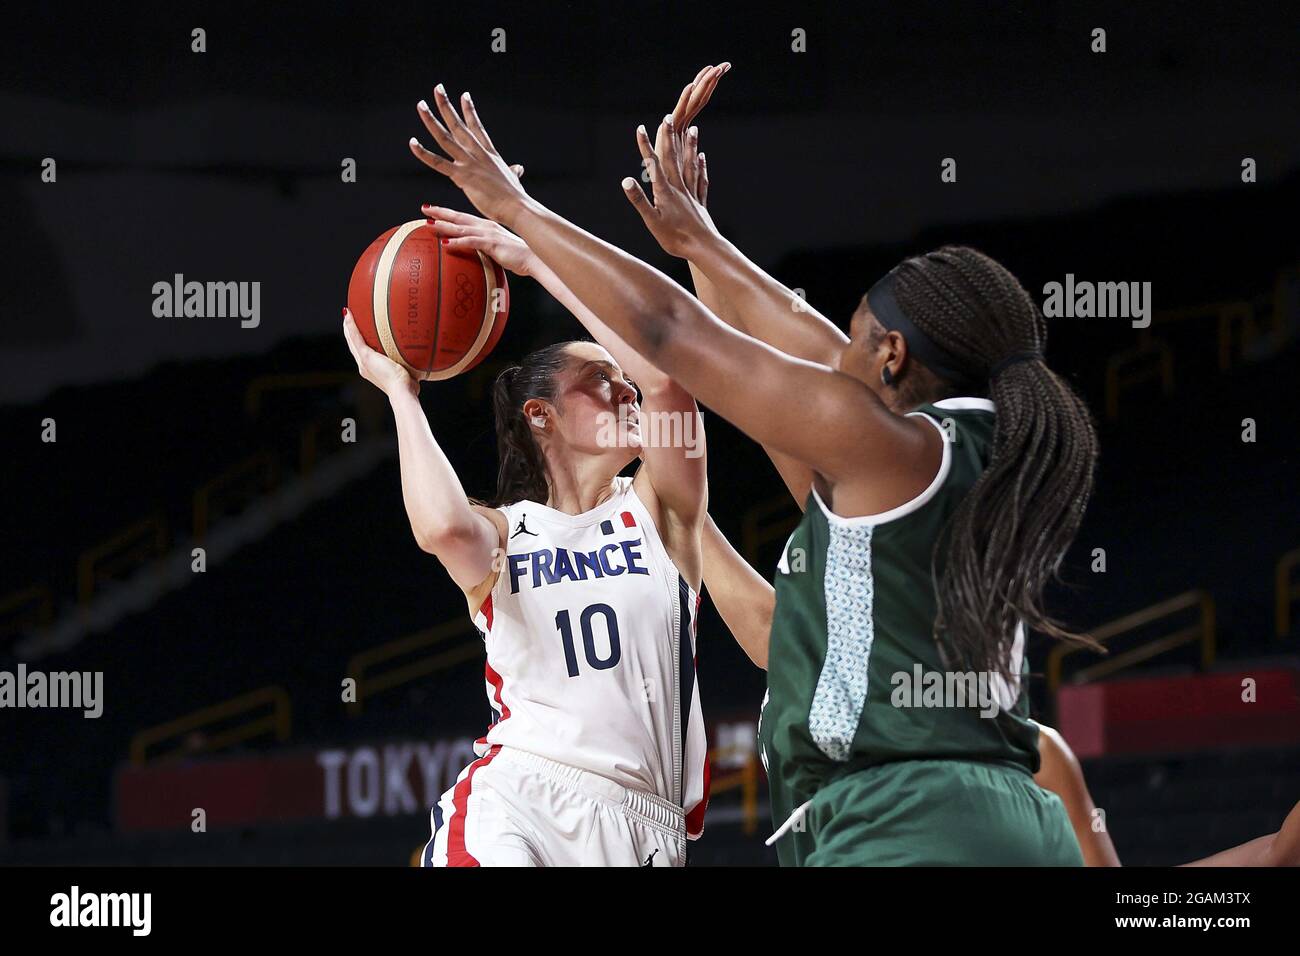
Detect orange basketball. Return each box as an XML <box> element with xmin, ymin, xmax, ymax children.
<box><xmin>347</xmin><ymin>220</ymin><xmax>509</xmax><ymax>380</ymax></box>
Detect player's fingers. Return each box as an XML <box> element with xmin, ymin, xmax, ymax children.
<box><xmin>622</xmin><ymin>176</ymin><xmax>656</xmax><ymax>222</ymax></box>
<box><xmin>683</xmin><ymin>63</ymin><xmax>727</xmax><ymax>127</ymax></box>
<box><xmin>509</xmin><ymin>164</ymin><xmax>525</xmax><ymax>180</ymax></box>
<box><xmin>425</xmin><ymin>218</ymin><xmax>472</xmax><ymax>236</ymax></box>
<box><xmin>681</xmin><ymin>126</ymin><xmax>699</xmax><ymax>168</ymax></box>
<box><xmin>342</xmin><ymin>310</ymin><xmax>365</xmax><ymax>360</ymax></box>
<box><xmin>443</xmin><ymin>236</ymin><xmax>490</xmax><ymax>252</ymax></box>
<box><xmin>635</xmin><ymin>124</ymin><xmax>662</xmax><ymax>188</ymax></box>
<box><xmin>409</xmin><ymin>137</ymin><xmax>453</xmax><ymax>176</ymax></box>
<box><xmin>652</xmin><ymin>116</ymin><xmax>672</xmax><ymax>167</ymax></box>
<box><xmin>681</xmin><ymin>71</ymin><xmax>715</xmax><ymax>126</ymax></box>
<box><xmin>670</xmin><ymin>70</ymin><xmax>708</xmax><ymax>128</ymax></box>
<box><xmin>682</xmin><ymin>127</ymin><xmax>700</xmax><ymax>194</ymax></box>
<box><xmin>658</xmin><ymin>115</ymin><xmax>686</xmax><ymax>187</ymax></box>
<box><xmin>416</xmin><ymin>96</ymin><xmax>464</xmax><ymax>159</ymax></box>
<box><xmin>431</xmin><ymin>84</ymin><xmax>479</xmax><ymax>152</ymax></box>
<box><xmin>459</xmin><ymin>91</ymin><xmax>499</xmax><ymax>154</ymax></box>
<box><xmin>420</xmin><ymin>204</ymin><xmax>480</xmax><ymax>225</ymax></box>
<box><xmin>697</xmin><ymin>152</ymin><xmax>709</xmax><ymax>206</ymax></box>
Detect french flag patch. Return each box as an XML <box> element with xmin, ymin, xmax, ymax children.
<box><xmin>600</xmin><ymin>512</ymin><xmax>637</xmax><ymax>535</ymax></box>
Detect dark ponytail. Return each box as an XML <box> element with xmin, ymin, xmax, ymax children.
<box><xmin>487</xmin><ymin>341</ymin><xmax>575</xmax><ymax>507</ymax></box>
<box><xmin>890</xmin><ymin>246</ymin><xmax>1101</xmax><ymax>680</ymax></box>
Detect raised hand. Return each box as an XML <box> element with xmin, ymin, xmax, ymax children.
<box><xmin>622</xmin><ymin>116</ymin><xmax>720</xmax><ymax>259</ymax></box>
<box><xmin>666</xmin><ymin>63</ymin><xmax>727</xmax><ymax>203</ymax></box>
<box><xmin>420</xmin><ymin>203</ymin><xmax>538</xmax><ymax>278</ymax></box>
<box><xmin>668</xmin><ymin>63</ymin><xmax>730</xmax><ymax>133</ymax></box>
<box><xmin>409</xmin><ymin>85</ymin><xmax>529</xmax><ymax>226</ymax></box>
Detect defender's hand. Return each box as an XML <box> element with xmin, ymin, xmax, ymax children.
<box><xmin>622</xmin><ymin>118</ymin><xmax>719</xmax><ymax>259</ymax></box>
<box><xmin>409</xmin><ymin>86</ymin><xmax>528</xmax><ymax>227</ymax></box>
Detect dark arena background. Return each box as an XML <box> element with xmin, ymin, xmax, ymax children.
<box><xmin>2</xmin><ymin>0</ymin><xmax>1298</xmax><ymax>890</ymax></box>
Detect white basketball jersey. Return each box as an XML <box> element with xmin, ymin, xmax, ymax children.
<box><xmin>470</xmin><ymin>476</ymin><xmax>709</xmax><ymax>838</ymax></box>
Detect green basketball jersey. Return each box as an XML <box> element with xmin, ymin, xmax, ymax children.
<box><xmin>758</xmin><ymin>397</ymin><xmax>1041</xmax><ymax>862</ymax></box>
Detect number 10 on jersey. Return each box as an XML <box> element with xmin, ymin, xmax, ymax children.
<box><xmin>555</xmin><ymin>604</ymin><xmax>622</xmax><ymax>677</ymax></box>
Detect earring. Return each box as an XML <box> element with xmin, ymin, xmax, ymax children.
<box><xmin>531</xmin><ymin>416</ymin><xmax>546</xmax><ymax>427</ymax></box>
<box><xmin>881</xmin><ymin>367</ymin><xmax>894</xmax><ymax>387</ymax></box>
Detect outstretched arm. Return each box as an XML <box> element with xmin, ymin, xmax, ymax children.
<box><xmin>656</xmin><ymin>76</ymin><xmax>818</xmax><ymax>508</ymax></box>
<box><xmin>342</xmin><ymin>311</ymin><xmax>501</xmax><ymax>595</ymax></box>
<box><xmin>641</xmin><ymin>67</ymin><xmax>849</xmax><ymax>371</ymax></box>
<box><xmin>701</xmin><ymin>514</ymin><xmax>774</xmax><ymax>669</ymax></box>
<box><xmin>1181</xmin><ymin>800</ymin><xmax>1300</xmax><ymax>866</ymax></box>
<box><xmin>408</xmin><ymin>85</ymin><xmax>927</xmax><ymax>506</ymax></box>
<box><xmin>1033</xmin><ymin>719</ymin><xmax>1300</xmax><ymax>867</ymax></box>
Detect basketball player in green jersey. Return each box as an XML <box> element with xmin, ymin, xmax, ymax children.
<box><xmin>703</xmin><ymin>513</ymin><xmax>1300</xmax><ymax>866</ymax></box>
<box><xmin>411</xmin><ymin>68</ymin><xmax>1095</xmax><ymax>864</ymax></box>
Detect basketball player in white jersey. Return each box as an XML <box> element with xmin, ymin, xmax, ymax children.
<box><xmin>341</xmin><ymin>193</ymin><xmax>712</xmax><ymax>864</ymax></box>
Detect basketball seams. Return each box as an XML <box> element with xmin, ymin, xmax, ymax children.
<box><xmin>425</xmin><ymin>252</ymin><xmax>500</xmax><ymax>382</ymax></box>
<box><xmin>371</xmin><ymin>220</ymin><xmax>425</xmax><ymax>377</ymax></box>
<box><xmin>428</xmin><ymin>229</ymin><xmax>444</xmax><ymax>375</ymax></box>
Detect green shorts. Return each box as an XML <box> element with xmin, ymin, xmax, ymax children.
<box><xmin>802</xmin><ymin>759</ymin><xmax>1084</xmax><ymax>866</ymax></box>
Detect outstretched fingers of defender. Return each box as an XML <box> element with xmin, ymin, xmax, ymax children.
<box><xmin>621</xmin><ymin>173</ymin><xmax>658</xmax><ymax>228</ymax></box>
<box><xmin>431</xmin><ymin>84</ymin><xmax>481</xmax><ymax>154</ymax></box>
<box><xmin>409</xmin><ymin>136</ymin><xmax>453</xmax><ymax>177</ymax></box>
<box><xmin>415</xmin><ymin>93</ymin><xmax>464</xmax><ymax>160</ymax></box>
<box><xmin>671</xmin><ymin>63</ymin><xmax>729</xmax><ymax>131</ymax></box>
<box><xmin>670</xmin><ymin>66</ymin><xmax>712</xmax><ymax>128</ymax></box>
<box><xmin>683</xmin><ymin>63</ymin><xmax>729</xmax><ymax>126</ymax></box>
<box><xmin>681</xmin><ymin>126</ymin><xmax>701</xmax><ymax>197</ymax></box>
<box><xmin>458</xmin><ymin>91</ymin><xmax>500</xmax><ymax>155</ymax></box>
<box><xmin>656</xmin><ymin>115</ymin><xmax>688</xmax><ymax>189</ymax></box>
<box><xmin>635</xmin><ymin>124</ymin><xmax>667</xmax><ymax>195</ymax></box>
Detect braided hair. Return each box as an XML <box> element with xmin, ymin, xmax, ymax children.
<box><xmin>888</xmin><ymin>246</ymin><xmax>1100</xmax><ymax>680</ymax></box>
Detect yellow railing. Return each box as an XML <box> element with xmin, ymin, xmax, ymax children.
<box><xmin>76</xmin><ymin>513</ymin><xmax>169</xmax><ymax>606</ymax></box>
<box><xmin>192</xmin><ymin>452</ymin><xmax>279</xmax><ymax>543</ymax></box>
<box><xmin>0</xmin><ymin>584</ymin><xmax>53</xmax><ymax>643</ymax></box>
<box><xmin>708</xmin><ymin>744</ymin><xmax>762</xmax><ymax>835</ymax></box>
<box><xmin>1047</xmin><ymin>589</ymin><xmax>1216</xmax><ymax>701</ymax></box>
<box><xmin>129</xmin><ymin>685</ymin><xmax>291</xmax><ymax>766</ymax></box>
<box><xmin>244</xmin><ymin>371</ymin><xmax>354</xmax><ymax>418</ymax></box>
<box><xmin>1103</xmin><ymin>335</ymin><xmax>1174</xmax><ymax>420</ymax></box>
<box><xmin>1276</xmin><ymin>547</ymin><xmax>1300</xmax><ymax>639</ymax></box>
<box><xmin>741</xmin><ymin>495</ymin><xmax>801</xmax><ymax>566</ymax></box>
<box><xmin>346</xmin><ymin>618</ymin><xmax>481</xmax><ymax>715</ymax></box>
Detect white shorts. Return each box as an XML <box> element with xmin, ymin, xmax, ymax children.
<box><xmin>422</xmin><ymin>746</ymin><xmax>687</xmax><ymax>867</ymax></box>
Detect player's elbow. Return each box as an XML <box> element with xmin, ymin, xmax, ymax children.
<box><xmin>414</xmin><ymin>517</ymin><xmax>478</xmax><ymax>556</ymax></box>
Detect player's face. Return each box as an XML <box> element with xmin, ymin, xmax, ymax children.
<box><xmin>552</xmin><ymin>343</ymin><xmax>642</xmax><ymax>462</ymax></box>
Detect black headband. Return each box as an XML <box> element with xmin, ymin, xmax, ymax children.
<box><xmin>867</xmin><ymin>271</ymin><xmax>973</xmax><ymax>387</ymax></box>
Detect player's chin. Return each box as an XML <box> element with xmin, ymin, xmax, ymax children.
<box><xmin>621</xmin><ymin>423</ymin><xmax>643</xmax><ymax>449</ymax></box>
